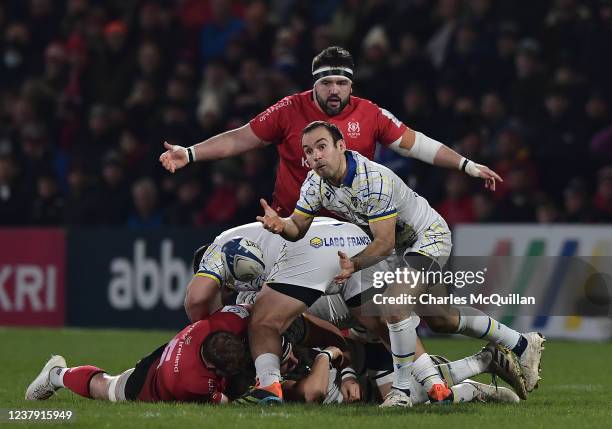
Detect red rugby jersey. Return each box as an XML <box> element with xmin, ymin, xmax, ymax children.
<box><xmin>249</xmin><ymin>90</ymin><xmax>407</xmax><ymax>216</ymax></box>
<box><xmin>138</xmin><ymin>305</ymin><xmax>250</xmax><ymax>403</ymax></box>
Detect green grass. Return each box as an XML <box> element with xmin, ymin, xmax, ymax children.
<box><xmin>1</xmin><ymin>327</ymin><xmax>611</xmax><ymax>428</ymax></box>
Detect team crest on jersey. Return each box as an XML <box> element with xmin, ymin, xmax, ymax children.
<box><xmin>347</xmin><ymin>121</ymin><xmax>360</xmax><ymax>138</ymax></box>
<box><xmin>310</xmin><ymin>237</ymin><xmax>323</xmax><ymax>248</ymax></box>
<box><xmin>351</xmin><ymin>197</ymin><xmax>360</xmax><ymax>207</ymax></box>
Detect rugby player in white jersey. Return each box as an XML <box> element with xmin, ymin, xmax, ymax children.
<box><xmin>256</xmin><ymin>121</ymin><xmax>545</xmax><ymax>407</ymax></box>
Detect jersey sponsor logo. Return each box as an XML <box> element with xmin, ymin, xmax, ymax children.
<box><xmin>380</xmin><ymin>108</ymin><xmax>402</xmax><ymax>128</ymax></box>
<box><xmin>258</xmin><ymin>98</ymin><xmax>292</xmax><ymax>121</ymax></box>
<box><xmin>310</xmin><ymin>237</ymin><xmax>323</xmax><ymax>248</ymax></box>
<box><xmin>347</xmin><ymin>121</ymin><xmax>361</xmax><ymax>138</ymax></box>
<box><xmin>311</xmin><ymin>236</ymin><xmax>371</xmax><ymax>248</ymax></box>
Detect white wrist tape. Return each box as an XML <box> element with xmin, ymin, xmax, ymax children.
<box><xmin>459</xmin><ymin>157</ymin><xmax>482</xmax><ymax>178</ymax></box>
<box><xmin>185</xmin><ymin>146</ymin><xmax>196</xmax><ymax>163</ymax></box>
<box><xmin>389</xmin><ymin>131</ymin><xmax>442</xmax><ymax>164</ymax></box>
<box><xmin>341</xmin><ymin>366</ymin><xmax>358</xmax><ymax>380</ymax></box>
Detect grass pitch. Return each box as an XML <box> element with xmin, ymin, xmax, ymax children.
<box><xmin>1</xmin><ymin>327</ymin><xmax>610</xmax><ymax>429</ymax></box>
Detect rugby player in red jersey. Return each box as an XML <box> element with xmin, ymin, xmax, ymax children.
<box><xmin>25</xmin><ymin>305</ymin><xmax>251</xmax><ymax>404</ymax></box>
<box><xmin>159</xmin><ymin>46</ymin><xmax>501</xmax><ymax>216</ymax></box>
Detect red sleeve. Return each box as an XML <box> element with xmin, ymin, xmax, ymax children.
<box><xmin>187</xmin><ymin>375</ymin><xmax>225</xmax><ymax>403</ymax></box>
<box><xmin>249</xmin><ymin>96</ymin><xmax>294</xmax><ymax>143</ymax></box>
<box><xmin>375</xmin><ymin>106</ymin><xmax>408</xmax><ymax>146</ymax></box>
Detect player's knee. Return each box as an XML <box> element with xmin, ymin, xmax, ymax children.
<box><xmin>423</xmin><ymin>315</ymin><xmax>457</xmax><ymax>333</ymax></box>
<box><xmin>89</xmin><ymin>373</ymin><xmax>111</xmax><ymax>400</ymax></box>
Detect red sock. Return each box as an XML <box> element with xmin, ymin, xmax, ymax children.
<box><xmin>63</xmin><ymin>366</ymin><xmax>105</xmax><ymax>398</ymax></box>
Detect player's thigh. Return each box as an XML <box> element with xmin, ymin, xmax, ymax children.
<box><xmin>250</xmin><ymin>284</ymin><xmax>309</xmax><ymax>332</ymax></box>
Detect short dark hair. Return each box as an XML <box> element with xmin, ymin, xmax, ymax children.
<box><xmin>302</xmin><ymin>121</ymin><xmax>344</xmax><ymax>145</ymax></box>
<box><xmin>312</xmin><ymin>46</ymin><xmax>354</xmax><ymax>73</ymax></box>
<box><xmin>201</xmin><ymin>331</ymin><xmax>249</xmax><ymax>376</ymax></box>
<box><xmin>192</xmin><ymin>244</ymin><xmax>211</xmax><ymax>274</ymax></box>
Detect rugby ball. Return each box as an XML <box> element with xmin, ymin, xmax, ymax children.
<box><xmin>221</xmin><ymin>237</ymin><xmax>265</xmax><ymax>281</ymax></box>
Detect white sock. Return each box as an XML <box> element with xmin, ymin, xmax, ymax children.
<box><xmin>408</xmin><ymin>375</ymin><xmax>428</xmax><ymax>405</ymax></box>
<box><xmin>456</xmin><ymin>306</ymin><xmax>521</xmax><ymax>349</ymax></box>
<box><xmin>254</xmin><ymin>353</ymin><xmax>281</xmax><ymax>387</ymax></box>
<box><xmin>387</xmin><ymin>318</ymin><xmax>416</xmax><ymax>390</ymax></box>
<box><xmin>435</xmin><ymin>352</ymin><xmax>490</xmax><ymax>386</ymax></box>
<box><xmin>412</xmin><ymin>353</ymin><xmax>444</xmax><ymax>391</ymax></box>
<box><xmin>450</xmin><ymin>382</ymin><xmax>480</xmax><ymax>403</ymax></box>
<box><xmin>49</xmin><ymin>367</ymin><xmax>68</xmax><ymax>388</ymax></box>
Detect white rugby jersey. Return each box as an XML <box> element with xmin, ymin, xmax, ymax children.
<box><xmin>294</xmin><ymin>150</ymin><xmax>441</xmax><ymax>248</ymax></box>
<box><xmin>197</xmin><ymin>218</ymin><xmax>371</xmax><ymax>292</ymax></box>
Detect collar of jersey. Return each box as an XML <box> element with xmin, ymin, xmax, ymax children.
<box><xmin>342</xmin><ymin>151</ymin><xmax>357</xmax><ymax>187</ymax></box>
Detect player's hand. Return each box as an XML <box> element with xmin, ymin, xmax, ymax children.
<box><xmin>464</xmin><ymin>162</ymin><xmax>503</xmax><ymax>191</ymax></box>
<box><xmin>323</xmin><ymin>346</ymin><xmax>345</xmax><ymax>368</ymax></box>
<box><xmin>340</xmin><ymin>377</ymin><xmax>361</xmax><ymax>403</ymax></box>
<box><xmin>334</xmin><ymin>251</ymin><xmax>355</xmax><ymax>284</ymax></box>
<box><xmin>256</xmin><ymin>199</ymin><xmax>284</xmax><ymax>234</ymax></box>
<box><xmin>159</xmin><ymin>141</ymin><xmax>188</xmax><ymax>173</ymax></box>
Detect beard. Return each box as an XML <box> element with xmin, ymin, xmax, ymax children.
<box><xmin>315</xmin><ymin>92</ymin><xmax>350</xmax><ymax>116</ymax></box>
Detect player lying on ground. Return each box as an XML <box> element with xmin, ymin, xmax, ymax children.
<box><xmin>257</xmin><ymin>121</ymin><xmax>544</xmax><ymax>406</ymax></box>
<box><xmin>279</xmin><ymin>341</ymin><xmax>519</xmax><ymax>405</ymax></box>
<box><xmin>25</xmin><ymin>303</ymin><xmax>519</xmax><ymax>407</ymax></box>
<box><xmin>25</xmin><ymin>304</ymin><xmax>351</xmax><ymax>404</ymax></box>
<box><xmin>25</xmin><ymin>305</ymin><xmax>253</xmax><ymax>403</ymax></box>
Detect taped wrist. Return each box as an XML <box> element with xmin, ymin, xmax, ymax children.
<box><xmin>459</xmin><ymin>157</ymin><xmax>481</xmax><ymax>177</ymax></box>
<box><xmin>185</xmin><ymin>146</ymin><xmax>196</xmax><ymax>163</ymax></box>
<box><xmin>341</xmin><ymin>366</ymin><xmax>358</xmax><ymax>380</ymax></box>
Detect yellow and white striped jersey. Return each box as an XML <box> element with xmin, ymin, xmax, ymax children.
<box><xmin>294</xmin><ymin>150</ymin><xmax>442</xmax><ymax>249</ymax></box>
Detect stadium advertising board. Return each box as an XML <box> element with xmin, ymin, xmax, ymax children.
<box><xmin>66</xmin><ymin>228</ymin><xmax>222</xmax><ymax>329</ymax></box>
<box><xmin>453</xmin><ymin>224</ymin><xmax>612</xmax><ymax>340</ymax></box>
<box><xmin>0</xmin><ymin>229</ymin><xmax>66</xmax><ymax>327</ymax></box>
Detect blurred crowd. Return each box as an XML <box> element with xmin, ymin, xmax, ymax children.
<box><xmin>1</xmin><ymin>0</ymin><xmax>612</xmax><ymax>228</ymax></box>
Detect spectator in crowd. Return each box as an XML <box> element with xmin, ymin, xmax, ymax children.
<box><xmin>127</xmin><ymin>176</ymin><xmax>163</xmax><ymax>228</ymax></box>
<box><xmin>196</xmin><ymin>159</ymin><xmax>240</xmax><ymax>226</ymax></box>
<box><xmin>0</xmin><ymin>153</ymin><xmax>29</xmax><ymax>224</ymax></box>
<box><xmin>495</xmin><ymin>166</ymin><xmax>537</xmax><ymax>223</ymax></box>
<box><xmin>563</xmin><ymin>178</ymin><xmax>593</xmax><ymax>223</ymax></box>
<box><xmin>436</xmin><ymin>171</ymin><xmax>476</xmax><ymax>227</ymax></box>
<box><xmin>164</xmin><ymin>171</ymin><xmax>203</xmax><ymax>226</ymax></box>
<box><xmin>592</xmin><ymin>165</ymin><xmax>612</xmax><ymax>222</ymax></box>
<box><xmin>31</xmin><ymin>170</ymin><xmax>64</xmax><ymax>225</ymax></box>
<box><xmin>64</xmin><ymin>163</ymin><xmax>99</xmax><ymax>225</ymax></box>
<box><xmin>97</xmin><ymin>151</ymin><xmax>131</xmax><ymax>225</ymax></box>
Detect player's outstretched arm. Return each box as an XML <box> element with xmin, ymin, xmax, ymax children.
<box><xmin>390</xmin><ymin>128</ymin><xmax>503</xmax><ymax>191</ymax></box>
<box><xmin>256</xmin><ymin>199</ymin><xmax>313</xmax><ymax>241</ymax></box>
<box><xmin>159</xmin><ymin>124</ymin><xmax>267</xmax><ymax>173</ymax></box>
